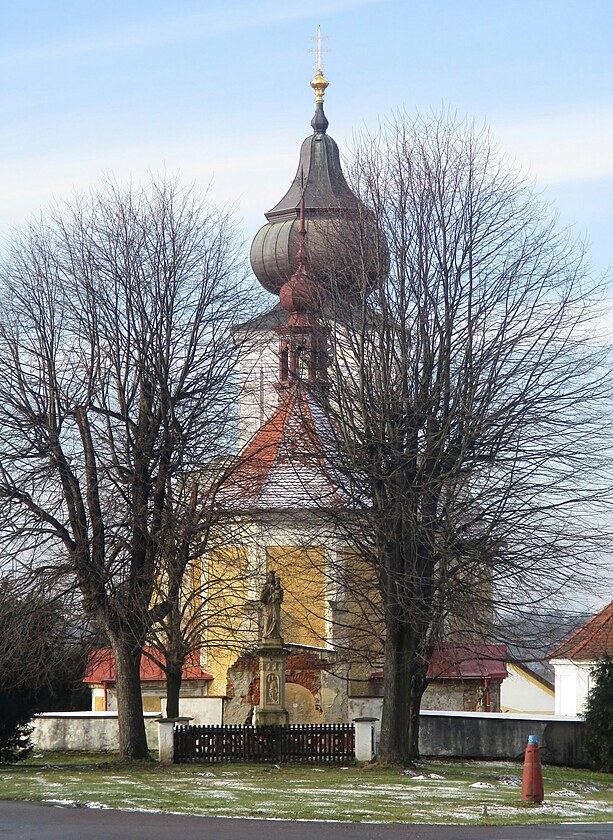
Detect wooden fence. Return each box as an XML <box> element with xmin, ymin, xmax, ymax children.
<box><xmin>174</xmin><ymin>723</ymin><xmax>355</xmax><ymax>764</ymax></box>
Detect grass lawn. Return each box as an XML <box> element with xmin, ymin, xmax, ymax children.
<box><xmin>0</xmin><ymin>753</ymin><xmax>612</xmax><ymax>825</ymax></box>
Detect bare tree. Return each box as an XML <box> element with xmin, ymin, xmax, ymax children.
<box><xmin>0</xmin><ymin>178</ymin><xmax>248</xmax><ymax>758</ymax></box>
<box><xmin>143</xmin><ymin>468</ymin><xmax>257</xmax><ymax>719</ymax></box>
<box><xmin>311</xmin><ymin>113</ymin><xmax>613</xmax><ymax>764</ymax></box>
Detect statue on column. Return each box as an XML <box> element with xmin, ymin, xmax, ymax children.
<box><xmin>260</xmin><ymin>570</ymin><xmax>283</xmax><ymax>642</ymax></box>
<box><xmin>255</xmin><ymin>570</ymin><xmax>289</xmax><ymax>724</ymax></box>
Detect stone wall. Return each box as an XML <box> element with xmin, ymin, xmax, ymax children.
<box><xmin>33</xmin><ymin>706</ymin><xmax>585</xmax><ymax>767</ymax></box>
<box><xmin>170</xmin><ymin>697</ymin><xmax>223</xmax><ymax>725</ymax></box>
<box><xmin>348</xmin><ymin>700</ymin><xmax>586</xmax><ymax>767</ymax></box>
<box><xmin>419</xmin><ymin>710</ymin><xmax>585</xmax><ymax>767</ymax></box>
<box><xmin>422</xmin><ymin>680</ymin><xmax>502</xmax><ymax>712</ymax></box>
<box><xmin>32</xmin><ymin>712</ymin><xmax>162</xmax><ymax>753</ymax></box>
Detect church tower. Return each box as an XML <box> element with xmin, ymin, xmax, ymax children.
<box><xmin>204</xmin><ymin>64</ymin><xmax>386</xmax><ymax>724</ymax></box>
<box><xmin>235</xmin><ymin>63</ymin><xmax>383</xmax><ymax>447</ymax></box>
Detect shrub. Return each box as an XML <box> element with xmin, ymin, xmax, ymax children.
<box><xmin>583</xmin><ymin>657</ymin><xmax>613</xmax><ymax>772</ymax></box>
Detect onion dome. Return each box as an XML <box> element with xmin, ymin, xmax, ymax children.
<box><xmin>250</xmin><ymin>70</ymin><xmax>386</xmax><ymax>297</ymax></box>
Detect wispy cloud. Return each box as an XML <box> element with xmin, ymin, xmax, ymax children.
<box><xmin>0</xmin><ymin>137</ymin><xmax>295</xmax><ymax>243</ymax></box>
<box><xmin>494</xmin><ymin>104</ymin><xmax>613</xmax><ymax>184</ymax></box>
<box><xmin>0</xmin><ymin>0</ymin><xmax>377</xmax><ymax>67</ymax></box>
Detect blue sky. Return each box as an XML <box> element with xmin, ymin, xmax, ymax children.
<box><xmin>1</xmin><ymin>0</ymin><xmax>612</xmax><ymax>281</ymax></box>
<box><xmin>1</xmin><ymin>0</ymin><xmax>611</xmax><ymax>608</ymax></box>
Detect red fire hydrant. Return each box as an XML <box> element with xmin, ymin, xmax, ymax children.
<box><xmin>521</xmin><ymin>734</ymin><xmax>544</xmax><ymax>804</ymax></box>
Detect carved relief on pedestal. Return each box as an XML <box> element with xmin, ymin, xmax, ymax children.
<box><xmin>265</xmin><ymin>672</ymin><xmax>280</xmax><ymax>705</ymax></box>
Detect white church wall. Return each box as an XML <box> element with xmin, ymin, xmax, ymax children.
<box><xmin>500</xmin><ymin>663</ymin><xmax>554</xmax><ymax>715</ymax></box>
<box><xmin>552</xmin><ymin>658</ymin><xmax>593</xmax><ymax>716</ymax></box>
<box><xmin>235</xmin><ymin>332</ymin><xmax>279</xmax><ymax>448</ymax></box>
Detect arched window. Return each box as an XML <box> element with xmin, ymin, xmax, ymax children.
<box><xmin>280</xmin><ymin>346</ymin><xmax>289</xmax><ymax>382</ymax></box>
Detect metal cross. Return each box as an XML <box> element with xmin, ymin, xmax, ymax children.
<box><xmin>310</xmin><ymin>25</ymin><xmax>330</xmax><ymax>72</ymax></box>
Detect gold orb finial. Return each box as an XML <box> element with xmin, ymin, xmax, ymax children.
<box><xmin>310</xmin><ymin>68</ymin><xmax>329</xmax><ymax>104</ymax></box>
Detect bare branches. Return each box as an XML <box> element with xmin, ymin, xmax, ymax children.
<box><xmin>0</xmin><ymin>177</ymin><xmax>250</xmax><ymax>757</ymax></box>
<box><xmin>314</xmin><ymin>112</ymin><xmax>613</xmax><ymax>762</ymax></box>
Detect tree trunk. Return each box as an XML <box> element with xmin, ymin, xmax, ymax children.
<box><xmin>378</xmin><ymin>623</ymin><xmax>429</xmax><ymax>765</ymax></box>
<box><xmin>165</xmin><ymin>663</ymin><xmax>183</xmax><ymax>719</ymax></box>
<box><xmin>111</xmin><ymin>638</ymin><xmax>149</xmax><ymax>760</ymax></box>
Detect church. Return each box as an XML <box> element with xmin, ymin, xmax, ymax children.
<box><xmin>85</xmin><ymin>64</ymin><xmax>508</xmax><ymax>723</ymax></box>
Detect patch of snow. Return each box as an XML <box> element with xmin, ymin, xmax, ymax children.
<box><xmin>469</xmin><ymin>782</ymin><xmax>495</xmax><ymax>789</ymax></box>
<box><xmin>551</xmin><ymin>789</ymin><xmax>581</xmax><ymax>797</ymax></box>
<box><xmin>43</xmin><ymin>799</ymin><xmax>79</xmax><ymax>808</ymax></box>
<box><xmin>497</xmin><ymin>775</ymin><xmax>522</xmax><ymax>786</ymax></box>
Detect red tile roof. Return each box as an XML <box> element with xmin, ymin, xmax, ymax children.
<box><xmin>549</xmin><ymin>600</ymin><xmax>613</xmax><ymax>661</ymax></box>
<box><xmin>84</xmin><ymin>647</ymin><xmax>213</xmax><ymax>684</ymax></box>
<box><xmin>219</xmin><ymin>388</ymin><xmax>342</xmax><ymax>509</ymax></box>
<box><xmin>220</xmin><ymin>393</ymin><xmax>297</xmax><ymax>505</ymax></box>
<box><xmin>370</xmin><ymin>644</ymin><xmax>508</xmax><ymax>682</ymax></box>
<box><xmin>427</xmin><ymin>644</ymin><xmax>509</xmax><ymax>680</ymax></box>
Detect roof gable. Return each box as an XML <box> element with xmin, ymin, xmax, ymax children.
<box><xmin>549</xmin><ymin>600</ymin><xmax>613</xmax><ymax>661</ymax></box>
<box><xmin>220</xmin><ymin>388</ymin><xmax>343</xmax><ymax>510</ymax></box>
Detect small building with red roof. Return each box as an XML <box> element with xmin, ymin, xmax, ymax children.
<box><xmin>549</xmin><ymin>600</ymin><xmax>613</xmax><ymax>715</ymax></box>
<box><xmin>84</xmin><ymin>647</ymin><xmax>214</xmax><ymax>719</ymax></box>
<box><xmin>368</xmin><ymin>644</ymin><xmax>508</xmax><ymax>712</ymax></box>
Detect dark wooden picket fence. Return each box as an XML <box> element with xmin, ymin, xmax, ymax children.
<box><xmin>174</xmin><ymin>723</ymin><xmax>355</xmax><ymax>764</ymax></box>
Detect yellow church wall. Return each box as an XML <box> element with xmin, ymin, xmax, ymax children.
<box><xmin>266</xmin><ymin>545</ymin><xmax>327</xmax><ymax>647</ymax></box>
<box><xmin>340</xmin><ymin>551</ymin><xmax>384</xmax><ymax>694</ymax></box>
<box><xmin>142</xmin><ymin>695</ymin><xmax>162</xmax><ymax>713</ymax></box>
<box><xmin>202</xmin><ymin>542</ymin><xmax>329</xmax><ymax>695</ymax></box>
<box><xmin>204</xmin><ymin>546</ymin><xmax>250</xmax><ymax>695</ymax></box>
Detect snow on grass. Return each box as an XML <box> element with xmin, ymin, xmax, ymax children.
<box><xmin>3</xmin><ymin>755</ymin><xmax>613</xmax><ymax>826</ymax></box>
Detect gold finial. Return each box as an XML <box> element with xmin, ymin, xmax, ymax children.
<box><xmin>310</xmin><ymin>68</ymin><xmax>329</xmax><ymax>104</ymax></box>
<box><xmin>310</xmin><ymin>26</ymin><xmax>330</xmax><ymax>104</ymax></box>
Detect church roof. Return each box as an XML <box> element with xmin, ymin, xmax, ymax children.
<box><xmin>370</xmin><ymin>644</ymin><xmax>509</xmax><ymax>682</ymax></box>
<box><xmin>231</xmin><ymin>303</ymin><xmax>287</xmax><ymax>336</ymax></box>
<box><xmin>264</xmin><ymin>131</ymin><xmax>362</xmax><ymax>221</ymax></box>
<box><xmin>549</xmin><ymin>600</ymin><xmax>613</xmax><ymax>661</ymax></box>
<box><xmin>220</xmin><ymin>388</ymin><xmax>343</xmax><ymax>511</ymax></box>
<box><xmin>249</xmin><ymin>72</ymin><xmax>386</xmax><ymax>297</ymax></box>
<box><xmin>84</xmin><ymin>647</ymin><xmax>213</xmax><ymax>684</ymax></box>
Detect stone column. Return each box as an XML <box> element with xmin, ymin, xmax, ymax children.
<box><xmin>353</xmin><ymin>716</ymin><xmax>378</xmax><ymax>762</ymax></box>
<box><xmin>157</xmin><ymin>716</ymin><xmax>193</xmax><ymax>764</ymax></box>
<box><xmin>255</xmin><ymin>571</ymin><xmax>289</xmax><ymax>725</ymax></box>
<box><xmin>157</xmin><ymin>718</ymin><xmax>175</xmax><ymax>764</ymax></box>
<box><xmin>254</xmin><ymin>641</ymin><xmax>290</xmax><ymax>726</ymax></box>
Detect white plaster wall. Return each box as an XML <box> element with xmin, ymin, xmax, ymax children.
<box><xmin>32</xmin><ymin>712</ymin><xmax>161</xmax><ymax>752</ymax></box>
<box><xmin>348</xmin><ymin>697</ymin><xmax>383</xmax><ymax>743</ymax></box>
<box><xmin>552</xmin><ymin>659</ymin><xmax>593</xmax><ymax>716</ymax></box>
<box><xmin>160</xmin><ymin>697</ymin><xmax>223</xmax><ymax>725</ymax></box>
<box><xmin>236</xmin><ymin>332</ymin><xmax>279</xmax><ymax>449</ymax></box>
<box><xmin>500</xmin><ymin>664</ymin><xmax>555</xmax><ymax>715</ymax></box>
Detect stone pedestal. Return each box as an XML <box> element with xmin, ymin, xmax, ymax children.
<box><xmin>254</xmin><ymin>639</ymin><xmax>289</xmax><ymax>726</ymax></box>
